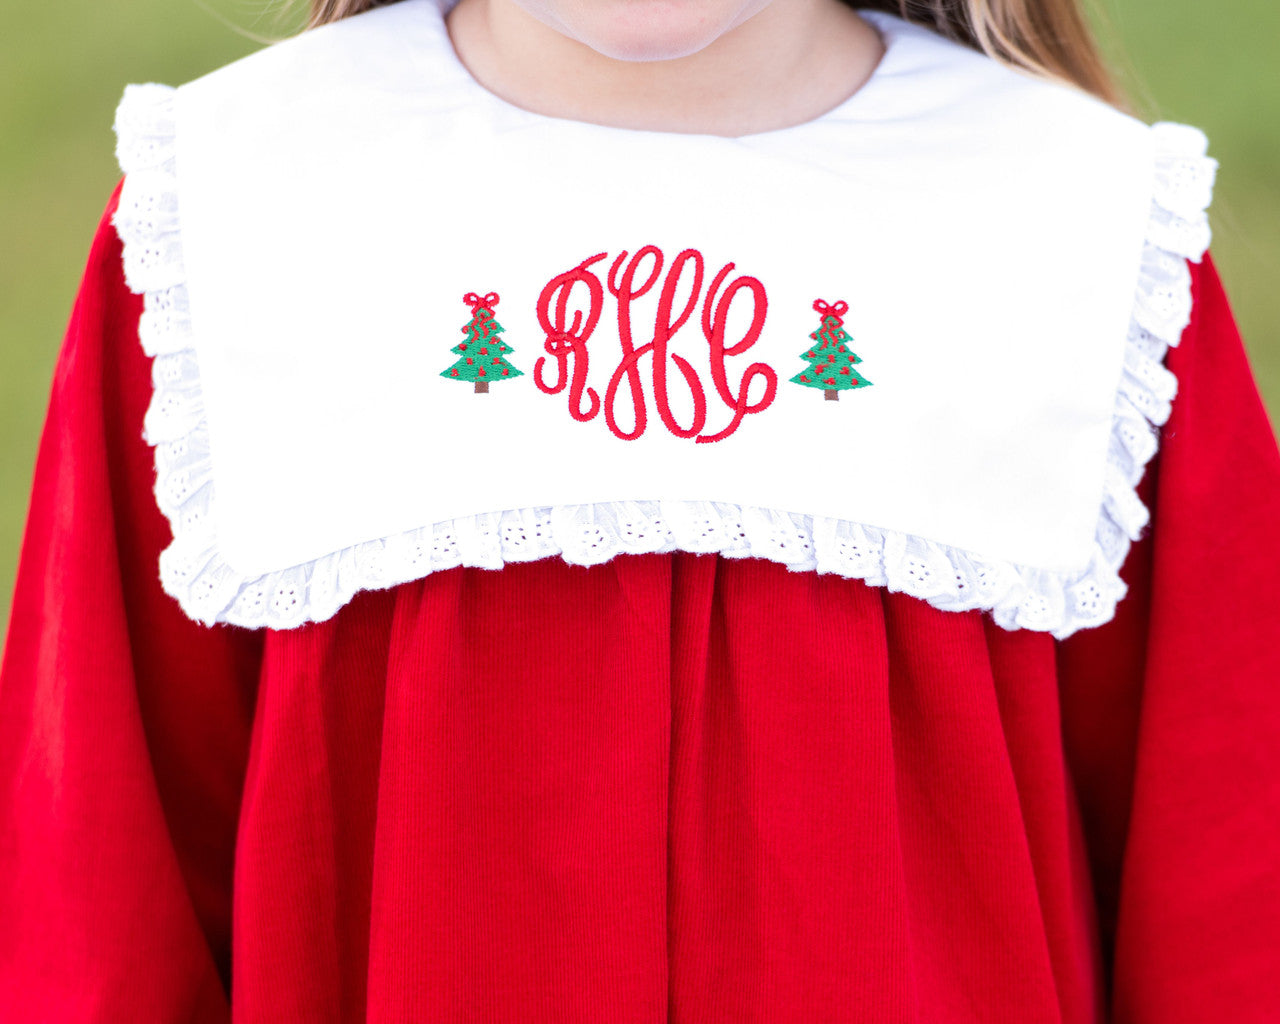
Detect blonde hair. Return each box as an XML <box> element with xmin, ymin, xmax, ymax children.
<box><xmin>856</xmin><ymin>0</ymin><xmax>1121</xmax><ymax>105</ymax></box>
<box><xmin>303</xmin><ymin>0</ymin><xmax>1122</xmax><ymax>107</ymax></box>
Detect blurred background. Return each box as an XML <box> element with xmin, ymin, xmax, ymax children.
<box><xmin>1</xmin><ymin>0</ymin><xmax>1277</xmax><ymax>635</ymax></box>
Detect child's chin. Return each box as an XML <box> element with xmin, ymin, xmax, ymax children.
<box><xmin>562</xmin><ymin>0</ymin><xmax>756</xmax><ymax>62</ymax></box>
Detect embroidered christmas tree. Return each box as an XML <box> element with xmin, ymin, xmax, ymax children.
<box><xmin>440</xmin><ymin>291</ymin><xmax>523</xmax><ymax>394</ymax></box>
<box><xmin>791</xmin><ymin>299</ymin><xmax>871</xmax><ymax>401</ymax></box>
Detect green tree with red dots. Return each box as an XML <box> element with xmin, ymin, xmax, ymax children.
<box><xmin>441</xmin><ymin>291</ymin><xmax>523</xmax><ymax>394</ymax></box>
<box><xmin>791</xmin><ymin>298</ymin><xmax>871</xmax><ymax>401</ymax></box>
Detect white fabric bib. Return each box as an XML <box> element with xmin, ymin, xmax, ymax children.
<box><xmin>111</xmin><ymin>0</ymin><xmax>1215</xmax><ymax>636</ymax></box>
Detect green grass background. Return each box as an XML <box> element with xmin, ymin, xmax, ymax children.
<box><xmin>2</xmin><ymin>0</ymin><xmax>1277</xmax><ymax>636</ymax></box>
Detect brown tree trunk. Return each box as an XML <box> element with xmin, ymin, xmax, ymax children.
<box><xmin>475</xmin><ymin>381</ymin><xmax>489</xmax><ymax>394</ymax></box>
<box><xmin>824</xmin><ymin>389</ymin><xmax>839</xmax><ymax>401</ymax></box>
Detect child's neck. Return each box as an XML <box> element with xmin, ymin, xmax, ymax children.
<box><xmin>444</xmin><ymin>0</ymin><xmax>885</xmax><ymax>137</ymax></box>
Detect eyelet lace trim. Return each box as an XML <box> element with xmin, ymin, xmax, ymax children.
<box><xmin>112</xmin><ymin>84</ymin><xmax>1215</xmax><ymax>637</ymax></box>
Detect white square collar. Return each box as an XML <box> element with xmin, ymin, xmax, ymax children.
<box><xmin>112</xmin><ymin>0</ymin><xmax>1215</xmax><ymax>636</ymax></box>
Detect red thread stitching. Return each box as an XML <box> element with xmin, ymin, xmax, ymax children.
<box><xmin>535</xmin><ymin>254</ymin><xmax>605</xmax><ymax>422</ymax></box>
<box><xmin>652</xmin><ymin>249</ymin><xmax>709</xmax><ymax>439</ymax></box>
<box><xmin>603</xmin><ymin>247</ymin><xmax>708</xmax><ymax>441</ymax></box>
<box><xmin>697</xmin><ymin>261</ymin><xmax>775</xmax><ymax>444</ymax></box>
<box><xmin>604</xmin><ymin>247</ymin><xmax>664</xmax><ymax>440</ymax></box>
<box><xmin>535</xmin><ymin>246</ymin><xmax>778</xmax><ymax>442</ymax></box>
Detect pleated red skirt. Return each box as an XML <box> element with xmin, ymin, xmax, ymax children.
<box><xmin>234</xmin><ymin>554</ymin><xmax>1102</xmax><ymax>1022</ymax></box>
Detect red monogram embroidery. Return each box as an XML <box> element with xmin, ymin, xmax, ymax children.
<box><xmin>700</xmin><ymin>261</ymin><xmax>777</xmax><ymax>443</ymax></box>
<box><xmin>534</xmin><ymin>253</ymin><xmax>605</xmax><ymax>422</ymax></box>
<box><xmin>535</xmin><ymin>246</ymin><xmax>776</xmax><ymax>443</ymax></box>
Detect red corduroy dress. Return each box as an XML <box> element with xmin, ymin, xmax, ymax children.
<box><xmin>2</xmin><ymin>186</ymin><xmax>1279</xmax><ymax>1023</ymax></box>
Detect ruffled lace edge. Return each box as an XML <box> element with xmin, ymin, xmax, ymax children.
<box><xmin>111</xmin><ymin>83</ymin><xmax>1216</xmax><ymax>637</ymax></box>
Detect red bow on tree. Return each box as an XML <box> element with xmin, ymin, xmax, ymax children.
<box><xmin>812</xmin><ymin>298</ymin><xmax>849</xmax><ymax>324</ymax></box>
<box><xmin>464</xmin><ymin>291</ymin><xmax>501</xmax><ymax>312</ymax></box>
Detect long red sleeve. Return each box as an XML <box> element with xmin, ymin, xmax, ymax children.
<box><xmin>0</xmin><ymin>186</ymin><xmax>263</xmax><ymax>1021</ymax></box>
<box><xmin>1058</xmin><ymin>254</ymin><xmax>1280</xmax><ymax>1021</ymax></box>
